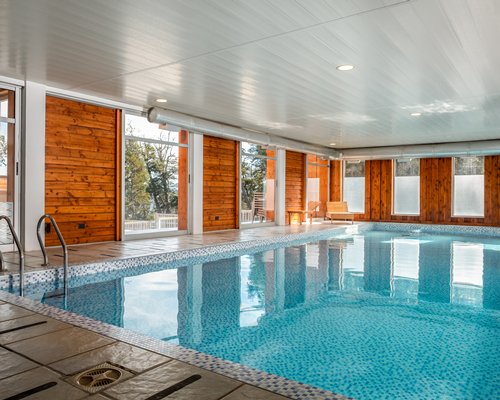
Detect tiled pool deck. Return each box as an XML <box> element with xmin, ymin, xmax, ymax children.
<box><xmin>0</xmin><ymin>222</ymin><xmax>354</xmax><ymax>400</ymax></box>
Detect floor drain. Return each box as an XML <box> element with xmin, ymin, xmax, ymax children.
<box><xmin>71</xmin><ymin>362</ymin><xmax>131</xmax><ymax>393</ymax></box>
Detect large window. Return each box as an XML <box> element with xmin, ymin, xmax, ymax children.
<box><xmin>124</xmin><ymin>114</ymin><xmax>188</xmax><ymax>236</ymax></box>
<box><xmin>343</xmin><ymin>160</ymin><xmax>365</xmax><ymax>213</ymax></box>
<box><xmin>240</xmin><ymin>142</ymin><xmax>275</xmax><ymax>225</ymax></box>
<box><xmin>453</xmin><ymin>156</ymin><xmax>484</xmax><ymax>217</ymax></box>
<box><xmin>393</xmin><ymin>158</ymin><xmax>420</xmax><ymax>215</ymax></box>
<box><xmin>307</xmin><ymin>155</ymin><xmax>329</xmax><ymax>218</ymax></box>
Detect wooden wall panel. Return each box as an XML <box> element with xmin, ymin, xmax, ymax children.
<box><xmin>203</xmin><ymin>136</ymin><xmax>238</xmax><ymax>232</ymax></box>
<box><xmin>285</xmin><ymin>151</ymin><xmax>305</xmax><ymax>223</ymax></box>
<box><xmin>45</xmin><ymin>96</ymin><xmax>118</xmax><ymax>245</ymax></box>
<box><xmin>329</xmin><ymin>160</ymin><xmax>342</xmax><ymax>202</ymax></box>
<box><xmin>332</xmin><ymin>156</ymin><xmax>500</xmax><ymax>226</ymax></box>
<box><xmin>484</xmin><ymin>156</ymin><xmax>500</xmax><ymax>225</ymax></box>
<box><xmin>420</xmin><ymin>158</ymin><xmax>452</xmax><ymax>223</ymax></box>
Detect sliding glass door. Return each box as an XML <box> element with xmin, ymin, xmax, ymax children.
<box><xmin>123</xmin><ymin>113</ymin><xmax>188</xmax><ymax>238</ymax></box>
<box><xmin>240</xmin><ymin>142</ymin><xmax>276</xmax><ymax>226</ymax></box>
<box><xmin>0</xmin><ymin>86</ymin><xmax>20</xmax><ymax>252</ymax></box>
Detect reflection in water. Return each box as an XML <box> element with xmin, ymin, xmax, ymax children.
<box><xmin>40</xmin><ymin>231</ymin><xmax>500</xmax><ymax>400</ymax></box>
<box><xmin>43</xmin><ymin>232</ymin><xmax>500</xmax><ymax>331</ymax></box>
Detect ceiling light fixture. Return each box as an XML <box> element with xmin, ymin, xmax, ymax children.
<box><xmin>156</xmin><ymin>98</ymin><xmax>168</xmax><ymax>103</ymax></box>
<box><xmin>410</xmin><ymin>112</ymin><xmax>422</xmax><ymax>116</ymax></box>
<box><xmin>329</xmin><ymin>142</ymin><xmax>337</xmax><ymax>146</ymax></box>
<box><xmin>336</xmin><ymin>64</ymin><xmax>354</xmax><ymax>71</ymax></box>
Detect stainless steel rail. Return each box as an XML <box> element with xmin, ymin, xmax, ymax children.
<box><xmin>36</xmin><ymin>214</ymin><xmax>68</xmax><ymax>298</ymax></box>
<box><xmin>0</xmin><ymin>215</ymin><xmax>24</xmax><ymax>296</ymax></box>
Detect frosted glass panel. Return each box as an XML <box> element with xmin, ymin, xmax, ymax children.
<box><xmin>394</xmin><ymin>176</ymin><xmax>420</xmax><ymax>215</ymax></box>
<box><xmin>343</xmin><ymin>177</ymin><xmax>365</xmax><ymax>212</ymax></box>
<box><xmin>453</xmin><ymin>175</ymin><xmax>484</xmax><ymax>216</ymax></box>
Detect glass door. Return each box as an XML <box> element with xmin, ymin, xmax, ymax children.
<box><xmin>0</xmin><ymin>86</ymin><xmax>20</xmax><ymax>252</ymax></box>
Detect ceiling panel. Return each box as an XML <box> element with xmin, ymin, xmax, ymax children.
<box><xmin>1</xmin><ymin>0</ymin><xmax>499</xmax><ymax>149</ymax></box>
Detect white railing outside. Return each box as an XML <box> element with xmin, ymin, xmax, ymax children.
<box><xmin>125</xmin><ymin>213</ymin><xmax>178</xmax><ymax>232</ymax></box>
<box><xmin>241</xmin><ymin>210</ymin><xmax>253</xmax><ymax>224</ymax></box>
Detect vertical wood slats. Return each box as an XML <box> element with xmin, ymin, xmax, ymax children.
<box><xmin>332</xmin><ymin>156</ymin><xmax>500</xmax><ymax>226</ymax></box>
<box><xmin>285</xmin><ymin>151</ymin><xmax>306</xmax><ymax>224</ymax></box>
<box><xmin>45</xmin><ymin>96</ymin><xmax>118</xmax><ymax>245</ymax></box>
<box><xmin>329</xmin><ymin>160</ymin><xmax>342</xmax><ymax>202</ymax></box>
<box><xmin>203</xmin><ymin>135</ymin><xmax>238</xmax><ymax>232</ymax></box>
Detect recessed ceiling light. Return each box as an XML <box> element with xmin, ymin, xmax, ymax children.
<box><xmin>329</xmin><ymin>142</ymin><xmax>337</xmax><ymax>146</ymax></box>
<box><xmin>336</xmin><ymin>64</ymin><xmax>354</xmax><ymax>71</ymax></box>
<box><xmin>156</xmin><ymin>98</ymin><xmax>168</xmax><ymax>103</ymax></box>
<box><xmin>410</xmin><ymin>112</ymin><xmax>422</xmax><ymax>116</ymax></box>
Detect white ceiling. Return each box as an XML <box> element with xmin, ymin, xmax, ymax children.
<box><xmin>1</xmin><ymin>0</ymin><xmax>500</xmax><ymax>149</ymax></box>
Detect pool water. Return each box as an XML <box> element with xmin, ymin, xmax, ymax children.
<box><xmin>24</xmin><ymin>231</ymin><xmax>500</xmax><ymax>399</ymax></box>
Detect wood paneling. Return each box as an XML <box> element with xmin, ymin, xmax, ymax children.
<box><xmin>203</xmin><ymin>135</ymin><xmax>238</xmax><ymax>232</ymax></box>
<box><xmin>285</xmin><ymin>151</ymin><xmax>305</xmax><ymax>223</ymax></box>
<box><xmin>333</xmin><ymin>156</ymin><xmax>500</xmax><ymax>226</ymax></box>
<box><xmin>330</xmin><ymin>160</ymin><xmax>342</xmax><ymax>202</ymax></box>
<box><xmin>484</xmin><ymin>156</ymin><xmax>500</xmax><ymax>225</ymax></box>
<box><xmin>420</xmin><ymin>158</ymin><xmax>452</xmax><ymax>223</ymax></box>
<box><xmin>45</xmin><ymin>96</ymin><xmax>118</xmax><ymax>245</ymax></box>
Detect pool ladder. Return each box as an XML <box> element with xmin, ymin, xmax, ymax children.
<box><xmin>36</xmin><ymin>214</ymin><xmax>69</xmax><ymax>299</ymax></box>
<box><xmin>0</xmin><ymin>214</ymin><xmax>68</xmax><ymax>298</ymax></box>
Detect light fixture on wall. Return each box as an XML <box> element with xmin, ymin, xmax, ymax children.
<box><xmin>156</xmin><ymin>98</ymin><xmax>168</xmax><ymax>103</ymax></box>
<box><xmin>410</xmin><ymin>112</ymin><xmax>422</xmax><ymax>116</ymax></box>
<box><xmin>329</xmin><ymin>142</ymin><xmax>337</xmax><ymax>146</ymax></box>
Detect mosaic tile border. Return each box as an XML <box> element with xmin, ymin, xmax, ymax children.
<box><xmin>1</xmin><ymin>224</ymin><xmax>362</xmax><ymax>291</ymax></box>
<box><xmin>372</xmin><ymin>222</ymin><xmax>500</xmax><ymax>237</ymax></box>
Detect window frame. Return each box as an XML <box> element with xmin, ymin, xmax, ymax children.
<box><xmin>392</xmin><ymin>158</ymin><xmax>421</xmax><ymax>216</ymax></box>
<box><xmin>342</xmin><ymin>160</ymin><xmax>365</xmax><ymax>214</ymax></box>
<box><xmin>122</xmin><ymin>111</ymin><xmax>190</xmax><ymax>240</ymax></box>
<box><xmin>239</xmin><ymin>141</ymin><xmax>277</xmax><ymax>229</ymax></box>
<box><xmin>451</xmin><ymin>156</ymin><xmax>485</xmax><ymax>218</ymax></box>
<box><xmin>306</xmin><ymin>155</ymin><xmax>330</xmax><ymax>219</ymax></box>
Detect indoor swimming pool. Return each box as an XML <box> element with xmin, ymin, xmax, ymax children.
<box><xmin>9</xmin><ymin>230</ymin><xmax>500</xmax><ymax>400</ymax></box>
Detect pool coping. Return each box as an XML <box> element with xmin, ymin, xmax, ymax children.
<box><xmin>1</xmin><ymin>221</ymin><xmax>499</xmax><ymax>400</ymax></box>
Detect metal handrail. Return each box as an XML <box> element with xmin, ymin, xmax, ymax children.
<box><xmin>0</xmin><ymin>215</ymin><xmax>24</xmax><ymax>296</ymax></box>
<box><xmin>36</xmin><ymin>214</ymin><xmax>68</xmax><ymax>298</ymax></box>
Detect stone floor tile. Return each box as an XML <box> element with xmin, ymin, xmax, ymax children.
<box><xmin>6</xmin><ymin>326</ymin><xmax>115</xmax><ymax>364</ymax></box>
<box><xmin>221</xmin><ymin>385</ymin><xmax>291</xmax><ymax>400</ymax></box>
<box><xmin>50</xmin><ymin>341</ymin><xmax>171</xmax><ymax>375</ymax></box>
<box><xmin>0</xmin><ymin>303</ymin><xmax>34</xmax><ymax>322</ymax></box>
<box><xmin>0</xmin><ymin>347</ymin><xmax>39</xmax><ymax>380</ymax></box>
<box><xmin>104</xmin><ymin>360</ymin><xmax>241</xmax><ymax>400</ymax></box>
<box><xmin>0</xmin><ymin>367</ymin><xmax>87</xmax><ymax>399</ymax></box>
<box><xmin>0</xmin><ymin>314</ymin><xmax>71</xmax><ymax>344</ymax></box>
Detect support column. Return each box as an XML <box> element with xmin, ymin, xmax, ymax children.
<box><xmin>190</xmin><ymin>132</ymin><xmax>203</xmax><ymax>234</ymax></box>
<box><xmin>275</xmin><ymin>148</ymin><xmax>286</xmax><ymax>226</ymax></box>
<box><xmin>22</xmin><ymin>81</ymin><xmax>46</xmax><ymax>251</ymax></box>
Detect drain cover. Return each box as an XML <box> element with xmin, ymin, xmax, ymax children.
<box><xmin>71</xmin><ymin>362</ymin><xmax>131</xmax><ymax>393</ymax></box>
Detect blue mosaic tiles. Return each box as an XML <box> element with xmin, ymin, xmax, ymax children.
<box><xmin>1</xmin><ymin>223</ymin><xmax>499</xmax><ymax>400</ymax></box>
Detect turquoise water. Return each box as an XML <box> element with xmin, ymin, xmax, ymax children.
<box><xmin>22</xmin><ymin>231</ymin><xmax>500</xmax><ymax>399</ymax></box>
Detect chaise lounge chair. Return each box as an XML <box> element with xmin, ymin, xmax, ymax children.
<box><xmin>325</xmin><ymin>201</ymin><xmax>354</xmax><ymax>224</ymax></box>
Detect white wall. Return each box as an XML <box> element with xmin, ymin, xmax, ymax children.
<box><xmin>22</xmin><ymin>81</ymin><xmax>46</xmax><ymax>251</ymax></box>
<box><xmin>275</xmin><ymin>148</ymin><xmax>286</xmax><ymax>225</ymax></box>
<box><xmin>190</xmin><ymin>132</ymin><xmax>204</xmax><ymax>234</ymax></box>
